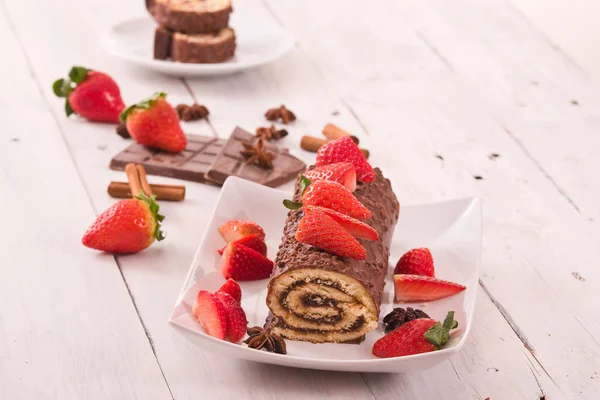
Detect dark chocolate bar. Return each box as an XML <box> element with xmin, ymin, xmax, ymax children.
<box><xmin>110</xmin><ymin>134</ymin><xmax>225</xmax><ymax>184</ymax></box>
<box><xmin>205</xmin><ymin>127</ymin><xmax>306</xmax><ymax>188</ymax></box>
<box><xmin>265</xmin><ymin>168</ymin><xmax>400</xmax><ymax>343</ymax></box>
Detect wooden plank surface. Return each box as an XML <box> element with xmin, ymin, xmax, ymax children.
<box><xmin>1</xmin><ymin>0</ymin><xmax>598</xmax><ymax>398</ymax></box>
<box><xmin>0</xmin><ymin>4</ymin><xmax>172</xmax><ymax>400</ymax></box>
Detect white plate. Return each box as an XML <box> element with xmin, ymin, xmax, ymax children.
<box><xmin>99</xmin><ymin>14</ymin><xmax>295</xmax><ymax>77</ymax></box>
<box><xmin>170</xmin><ymin>177</ymin><xmax>481</xmax><ymax>373</ymax></box>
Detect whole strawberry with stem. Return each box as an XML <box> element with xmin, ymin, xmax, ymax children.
<box><xmin>284</xmin><ymin>176</ymin><xmax>372</xmax><ymax>220</ymax></box>
<box><xmin>120</xmin><ymin>92</ymin><xmax>187</xmax><ymax>153</ymax></box>
<box><xmin>52</xmin><ymin>66</ymin><xmax>125</xmax><ymax>123</ymax></box>
<box><xmin>372</xmin><ymin>311</ymin><xmax>458</xmax><ymax>358</ymax></box>
<box><xmin>82</xmin><ymin>192</ymin><xmax>165</xmax><ymax>254</ymax></box>
<box><xmin>316</xmin><ymin>136</ymin><xmax>375</xmax><ymax>182</ymax></box>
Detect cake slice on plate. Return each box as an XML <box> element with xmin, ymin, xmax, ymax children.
<box><xmin>154</xmin><ymin>27</ymin><xmax>236</xmax><ymax>64</ymax></box>
<box><xmin>146</xmin><ymin>0</ymin><xmax>232</xmax><ymax>34</ymax></box>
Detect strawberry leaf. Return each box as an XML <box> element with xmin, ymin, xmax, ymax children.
<box><xmin>120</xmin><ymin>92</ymin><xmax>167</xmax><ymax>122</ymax></box>
<box><xmin>136</xmin><ymin>192</ymin><xmax>166</xmax><ymax>241</ymax></box>
<box><xmin>68</xmin><ymin>66</ymin><xmax>88</xmax><ymax>84</ymax></box>
<box><xmin>423</xmin><ymin>311</ymin><xmax>457</xmax><ymax>349</ymax></box>
<box><xmin>52</xmin><ymin>78</ymin><xmax>72</xmax><ymax>98</ymax></box>
<box><xmin>65</xmin><ymin>100</ymin><xmax>75</xmax><ymax>117</ymax></box>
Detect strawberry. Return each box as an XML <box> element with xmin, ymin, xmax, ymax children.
<box><xmin>295</xmin><ymin>206</ymin><xmax>366</xmax><ymax>260</ymax></box>
<box><xmin>193</xmin><ymin>290</ymin><xmax>228</xmax><ymax>340</ymax></box>
<box><xmin>120</xmin><ymin>92</ymin><xmax>187</xmax><ymax>153</ymax></box>
<box><xmin>217</xmin><ymin>278</ymin><xmax>242</xmax><ymax>304</ymax></box>
<box><xmin>372</xmin><ymin>311</ymin><xmax>458</xmax><ymax>358</ymax></box>
<box><xmin>82</xmin><ymin>193</ymin><xmax>165</xmax><ymax>254</ymax></box>
<box><xmin>316</xmin><ymin>136</ymin><xmax>375</xmax><ymax>182</ymax></box>
<box><xmin>303</xmin><ymin>162</ymin><xmax>357</xmax><ymax>192</ymax></box>
<box><xmin>305</xmin><ymin>206</ymin><xmax>378</xmax><ymax>241</ymax></box>
<box><xmin>53</xmin><ymin>66</ymin><xmax>125</xmax><ymax>123</ymax></box>
<box><xmin>217</xmin><ymin>234</ymin><xmax>267</xmax><ymax>256</ymax></box>
<box><xmin>219</xmin><ymin>220</ymin><xmax>266</xmax><ymax>243</ymax></box>
<box><xmin>284</xmin><ymin>177</ymin><xmax>372</xmax><ymax>220</ymax></box>
<box><xmin>215</xmin><ymin>292</ymin><xmax>248</xmax><ymax>343</ymax></box>
<box><xmin>221</xmin><ymin>242</ymin><xmax>274</xmax><ymax>281</ymax></box>
<box><xmin>393</xmin><ymin>275</ymin><xmax>466</xmax><ymax>302</ymax></box>
<box><xmin>394</xmin><ymin>248</ymin><xmax>435</xmax><ymax>277</ymax></box>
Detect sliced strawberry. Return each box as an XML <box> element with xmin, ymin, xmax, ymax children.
<box><xmin>217</xmin><ymin>278</ymin><xmax>242</xmax><ymax>304</ymax></box>
<box><xmin>295</xmin><ymin>207</ymin><xmax>366</xmax><ymax>260</ymax></box>
<box><xmin>215</xmin><ymin>292</ymin><xmax>248</xmax><ymax>343</ymax></box>
<box><xmin>316</xmin><ymin>136</ymin><xmax>375</xmax><ymax>182</ymax></box>
<box><xmin>192</xmin><ymin>290</ymin><xmax>228</xmax><ymax>340</ymax></box>
<box><xmin>303</xmin><ymin>162</ymin><xmax>357</xmax><ymax>192</ymax></box>
<box><xmin>219</xmin><ymin>220</ymin><xmax>266</xmax><ymax>243</ymax></box>
<box><xmin>373</xmin><ymin>311</ymin><xmax>458</xmax><ymax>358</ymax></box>
<box><xmin>394</xmin><ymin>248</ymin><xmax>435</xmax><ymax>277</ymax></box>
<box><xmin>217</xmin><ymin>234</ymin><xmax>267</xmax><ymax>256</ymax></box>
<box><xmin>393</xmin><ymin>275</ymin><xmax>466</xmax><ymax>302</ymax></box>
<box><xmin>305</xmin><ymin>206</ymin><xmax>378</xmax><ymax>240</ymax></box>
<box><xmin>221</xmin><ymin>242</ymin><xmax>274</xmax><ymax>281</ymax></box>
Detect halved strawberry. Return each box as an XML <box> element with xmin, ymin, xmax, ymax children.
<box><xmin>373</xmin><ymin>311</ymin><xmax>458</xmax><ymax>358</ymax></box>
<box><xmin>217</xmin><ymin>279</ymin><xmax>242</xmax><ymax>304</ymax></box>
<box><xmin>221</xmin><ymin>242</ymin><xmax>274</xmax><ymax>281</ymax></box>
<box><xmin>193</xmin><ymin>290</ymin><xmax>228</xmax><ymax>340</ymax></box>
<box><xmin>393</xmin><ymin>275</ymin><xmax>466</xmax><ymax>302</ymax></box>
<box><xmin>303</xmin><ymin>162</ymin><xmax>357</xmax><ymax>192</ymax></box>
<box><xmin>316</xmin><ymin>136</ymin><xmax>375</xmax><ymax>182</ymax></box>
<box><xmin>219</xmin><ymin>220</ymin><xmax>266</xmax><ymax>243</ymax></box>
<box><xmin>215</xmin><ymin>292</ymin><xmax>248</xmax><ymax>343</ymax></box>
<box><xmin>284</xmin><ymin>178</ymin><xmax>371</xmax><ymax>220</ymax></box>
<box><xmin>305</xmin><ymin>206</ymin><xmax>378</xmax><ymax>240</ymax></box>
<box><xmin>295</xmin><ymin>207</ymin><xmax>366</xmax><ymax>260</ymax></box>
<box><xmin>394</xmin><ymin>248</ymin><xmax>435</xmax><ymax>277</ymax></box>
<box><xmin>217</xmin><ymin>234</ymin><xmax>267</xmax><ymax>256</ymax></box>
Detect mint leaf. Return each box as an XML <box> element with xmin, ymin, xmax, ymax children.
<box><xmin>298</xmin><ymin>175</ymin><xmax>311</xmax><ymax>195</ymax></box>
<box><xmin>283</xmin><ymin>199</ymin><xmax>303</xmax><ymax>210</ymax></box>
<box><xmin>423</xmin><ymin>311</ymin><xmax>458</xmax><ymax>349</ymax></box>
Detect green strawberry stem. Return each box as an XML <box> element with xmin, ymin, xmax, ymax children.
<box><xmin>136</xmin><ymin>192</ymin><xmax>166</xmax><ymax>241</ymax></box>
<box><xmin>120</xmin><ymin>92</ymin><xmax>167</xmax><ymax>122</ymax></box>
<box><xmin>283</xmin><ymin>175</ymin><xmax>312</xmax><ymax>210</ymax></box>
<box><xmin>52</xmin><ymin>66</ymin><xmax>89</xmax><ymax>117</ymax></box>
<box><xmin>423</xmin><ymin>311</ymin><xmax>458</xmax><ymax>349</ymax></box>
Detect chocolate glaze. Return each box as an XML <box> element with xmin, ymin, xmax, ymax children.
<box><xmin>267</xmin><ymin>167</ymin><xmax>400</xmax><ymax>327</ymax></box>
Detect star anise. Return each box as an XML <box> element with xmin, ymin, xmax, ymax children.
<box><xmin>265</xmin><ymin>105</ymin><xmax>296</xmax><ymax>124</ymax></box>
<box><xmin>244</xmin><ymin>326</ymin><xmax>287</xmax><ymax>354</ymax></box>
<box><xmin>240</xmin><ymin>139</ymin><xmax>274</xmax><ymax>169</ymax></box>
<box><xmin>383</xmin><ymin>307</ymin><xmax>430</xmax><ymax>332</ymax></box>
<box><xmin>255</xmin><ymin>125</ymin><xmax>288</xmax><ymax>141</ymax></box>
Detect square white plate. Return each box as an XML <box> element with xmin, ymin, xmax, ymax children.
<box><xmin>170</xmin><ymin>177</ymin><xmax>481</xmax><ymax>373</ymax></box>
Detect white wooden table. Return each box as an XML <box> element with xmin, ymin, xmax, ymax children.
<box><xmin>1</xmin><ymin>0</ymin><xmax>599</xmax><ymax>399</ymax></box>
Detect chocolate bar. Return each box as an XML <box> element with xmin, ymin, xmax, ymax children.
<box><xmin>205</xmin><ymin>127</ymin><xmax>306</xmax><ymax>188</ymax></box>
<box><xmin>110</xmin><ymin>134</ymin><xmax>225</xmax><ymax>184</ymax></box>
<box><xmin>266</xmin><ymin>168</ymin><xmax>400</xmax><ymax>343</ymax></box>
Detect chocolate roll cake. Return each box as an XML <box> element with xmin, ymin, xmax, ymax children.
<box><xmin>266</xmin><ymin>168</ymin><xmax>400</xmax><ymax>343</ymax></box>
<box><xmin>146</xmin><ymin>0</ymin><xmax>232</xmax><ymax>34</ymax></box>
<box><xmin>153</xmin><ymin>27</ymin><xmax>236</xmax><ymax>64</ymax></box>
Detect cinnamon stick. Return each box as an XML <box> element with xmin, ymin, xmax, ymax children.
<box><xmin>136</xmin><ymin>165</ymin><xmax>153</xmax><ymax>196</ymax></box>
<box><xmin>108</xmin><ymin>182</ymin><xmax>186</xmax><ymax>201</ymax></box>
<box><xmin>300</xmin><ymin>135</ymin><xmax>369</xmax><ymax>159</ymax></box>
<box><xmin>125</xmin><ymin>163</ymin><xmax>142</xmax><ymax>197</ymax></box>
<box><xmin>322</xmin><ymin>123</ymin><xmax>360</xmax><ymax>144</ymax></box>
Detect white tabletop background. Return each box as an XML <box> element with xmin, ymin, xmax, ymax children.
<box><xmin>1</xmin><ymin>0</ymin><xmax>599</xmax><ymax>399</ymax></box>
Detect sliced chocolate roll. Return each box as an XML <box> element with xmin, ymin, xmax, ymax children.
<box><xmin>147</xmin><ymin>0</ymin><xmax>232</xmax><ymax>34</ymax></box>
<box><xmin>266</xmin><ymin>168</ymin><xmax>400</xmax><ymax>343</ymax></box>
<box><xmin>171</xmin><ymin>28</ymin><xmax>236</xmax><ymax>64</ymax></box>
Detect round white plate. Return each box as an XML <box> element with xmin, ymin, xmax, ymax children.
<box><xmin>99</xmin><ymin>15</ymin><xmax>295</xmax><ymax>77</ymax></box>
